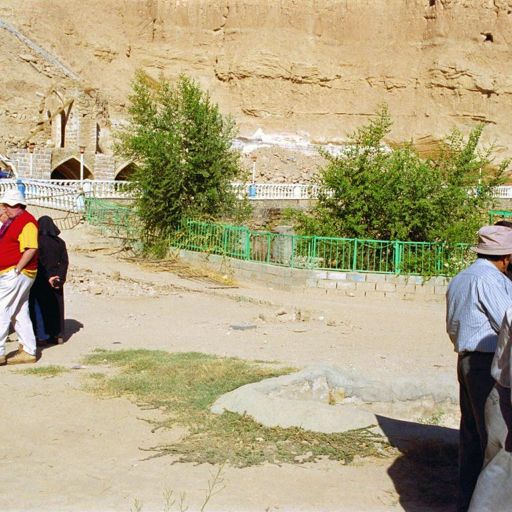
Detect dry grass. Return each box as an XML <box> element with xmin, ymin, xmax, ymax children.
<box><xmin>17</xmin><ymin>365</ymin><xmax>69</xmax><ymax>378</ymax></box>
<box><xmin>83</xmin><ymin>349</ymin><xmax>391</xmax><ymax>467</ymax></box>
<box><xmin>133</xmin><ymin>257</ymin><xmax>237</xmax><ymax>287</ymax></box>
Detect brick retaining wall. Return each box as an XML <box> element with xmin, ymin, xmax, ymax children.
<box><xmin>178</xmin><ymin>249</ymin><xmax>448</xmax><ymax>301</ymax></box>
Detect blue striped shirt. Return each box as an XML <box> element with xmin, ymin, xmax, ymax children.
<box><xmin>446</xmin><ymin>258</ymin><xmax>512</xmax><ymax>353</ymax></box>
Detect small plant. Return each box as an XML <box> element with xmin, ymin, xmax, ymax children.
<box><xmin>418</xmin><ymin>410</ymin><xmax>445</xmax><ymax>426</ymax></box>
<box><xmin>129</xmin><ymin>466</ymin><xmax>224</xmax><ymax>511</ymax></box>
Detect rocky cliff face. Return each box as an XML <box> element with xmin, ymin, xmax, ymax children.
<box><xmin>1</xmin><ymin>0</ymin><xmax>512</xmax><ymax>175</ymax></box>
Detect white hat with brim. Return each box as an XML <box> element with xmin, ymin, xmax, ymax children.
<box><xmin>470</xmin><ymin>225</ymin><xmax>512</xmax><ymax>255</ymax></box>
<box><xmin>0</xmin><ymin>189</ymin><xmax>26</xmax><ymax>207</ymax></box>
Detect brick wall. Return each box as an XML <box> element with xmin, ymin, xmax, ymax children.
<box><xmin>8</xmin><ymin>148</ymin><xmax>52</xmax><ymax>178</ymax></box>
<box><xmin>178</xmin><ymin>249</ymin><xmax>449</xmax><ymax>302</ymax></box>
<box><xmin>94</xmin><ymin>154</ymin><xmax>116</xmax><ymax>180</ymax></box>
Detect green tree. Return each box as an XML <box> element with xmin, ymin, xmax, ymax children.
<box><xmin>294</xmin><ymin>106</ymin><xmax>508</xmax><ymax>244</ymax></box>
<box><xmin>115</xmin><ymin>71</ymin><xmax>249</xmax><ymax>243</ymax></box>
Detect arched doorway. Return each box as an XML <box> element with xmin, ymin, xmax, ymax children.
<box><xmin>51</xmin><ymin>157</ymin><xmax>93</xmax><ymax>180</ymax></box>
<box><xmin>115</xmin><ymin>162</ymin><xmax>137</xmax><ymax>181</ymax></box>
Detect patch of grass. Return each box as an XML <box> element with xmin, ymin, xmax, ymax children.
<box><xmin>84</xmin><ymin>349</ymin><xmax>390</xmax><ymax>466</ymax></box>
<box><xmin>17</xmin><ymin>365</ymin><xmax>69</xmax><ymax>378</ymax></box>
<box><xmin>418</xmin><ymin>410</ymin><xmax>445</xmax><ymax>426</ymax></box>
<box><xmin>87</xmin><ymin>372</ymin><xmax>107</xmax><ymax>380</ymax></box>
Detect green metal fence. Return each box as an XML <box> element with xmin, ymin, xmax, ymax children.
<box><xmin>175</xmin><ymin>219</ymin><xmax>472</xmax><ymax>276</ymax></box>
<box><xmin>85</xmin><ymin>198</ymin><xmax>474</xmax><ymax>276</ymax></box>
<box><xmin>84</xmin><ymin>197</ymin><xmax>139</xmax><ymax>239</ymax></box>
<box><xmin>489</xmin><ymin>209</ymin><xmax>512</xmax><ymax>223</ymax></box>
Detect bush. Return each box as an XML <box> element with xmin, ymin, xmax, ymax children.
<box><xmin>115</xmin><ymin>71</ymin><xmax>250</xmax><ymax>246</ymax></box>
<box><xmin>292</xmin><ymin>106</ymin><xmax>508</xmax><ymax>244</ymax></box>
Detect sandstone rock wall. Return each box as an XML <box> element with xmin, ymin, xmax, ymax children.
<box><xmin>1</xmin><ymin>0</ymin><xmax>512</xmax><ymax>174</ymax></box>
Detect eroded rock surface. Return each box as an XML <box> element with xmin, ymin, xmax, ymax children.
<box><xmin>1</xmin><ymin>0</ymin><xmax>512</xmax><ymax>169</ymax></box>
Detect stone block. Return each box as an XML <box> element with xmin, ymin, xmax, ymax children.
<box><xmin>313</xmin><ymin>271</ymin><xmax>328</xmax><ymax>280</ymax></box>
<box><xmin>365</xmin><ymin>273</ymin><xmax>387</xmax><ymax>283</ymax></box>
<box><xmin>265</xmin><ymin>265</ymin><xmax>291</xmax><ymax>277</ymax></box>
<box><xmin>385</xmin><ymin>274</ymin><xmax>408</xmax><ymax>285</ymax></box>
<box><xmin>407</xmin><ymin>275</ymin><xmax>424</xmax><ymax>286</ymax></box>
<box><xmin>431</xmin><ymin>276</ymin><xmax>449</xmax><ymax>286</ymax></box>
<box><xmin>358</xmin><ymin>281</ymin><xmax>377</xmax><ymax>292</ymax></box>
<box><xmin>347</xmin><ymin>273</ymin><xmax>366</xmax><ymax>282</ymax></box>
<box><xmin>376</xmin><ymin>282</ymin><xmax>396</xmax><ymax>293</ymax></box>
<box><xmin>306</xmin><ymin>279</ymin><xmax>318</xmax><ymax>288</ymax></box>
<box><xmin>326</xmin><ymin>271</ymin><xmax>347</xmax><ymax>280</ymax></box>
<box><xmin>336</xmin><ymin>281</ymin><xmax>356</xmax><ymax>290</ymax></box>
<box><xmin>317</xmin><ymin>280</ymin><xmax>337</xmax><ymax>289</ymax></box>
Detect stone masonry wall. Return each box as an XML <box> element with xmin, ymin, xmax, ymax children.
<box><xmin>94</xmin><ymin>154</ymin><xmax>116</xmax><ymax>180</ymax></box>
<box><xmin>9</xmin><ymin>148</ymin><xmax>52</xmax><ymax>178</ymax></box>
<box><xmin>178</xmin><ymin>249</ymin><xmax>449</xmax><ymax>302</ymax></box>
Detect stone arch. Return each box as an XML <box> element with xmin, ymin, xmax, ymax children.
<box><xmin>115</xmin><ymin>161</ymin><xmax>137</xmax><ymax>181</ymax></box>
<box><xmin>51</xmin><ymin>156</ymin><xmax>93</xmax><ymax>180</ymax></box>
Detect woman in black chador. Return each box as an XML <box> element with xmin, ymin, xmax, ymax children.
<box><xmin>29</xmin><ymin>216</ymin><xmax>69</xmax><ymax>344</ymax></box>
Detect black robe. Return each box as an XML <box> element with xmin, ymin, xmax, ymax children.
<box><xmin>29</xmin><ymin>216</ymin><xmax>69</xmax><ymax>340</ymax></box>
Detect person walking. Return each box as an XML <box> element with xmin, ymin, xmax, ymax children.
<box><xmin>0</xmin><ymin>189</ymin><xmax>39</xmax><ymax>365</ymax></box>
<box><xmin>29</xmin><ymin>216</ymin><xmax>68</xmax><ymax>345</ymax></box>
<box><xmin>446</xmin><ymin>225</ymin><xmax>512</xmax><ymax>511</ymax></box>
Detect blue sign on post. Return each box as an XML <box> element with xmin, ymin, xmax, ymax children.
<box><xmin>248</xmin><ymin>184</ymin><xmax>256</xmax><ymax>198</ymax></box>
<box><xmin>16</xmin><ymin>179</ymin><xmax>26</xmax><ymax>198</ymax></box>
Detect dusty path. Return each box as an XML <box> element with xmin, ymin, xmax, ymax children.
<box><xmin>0</xmin><ymin>224</ymin><xmax>458</xmax><ymax>512</ymax></box>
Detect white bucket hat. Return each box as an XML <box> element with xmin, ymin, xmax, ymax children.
<box><xmin>471</xmin><ymin>225</ymin><xmax>512</xmax><ymax>255</ymax></box>
<box><xmin>0</xmin><ymin>188</ymin><xmax>27</xmax><ymax>207</ymax></box>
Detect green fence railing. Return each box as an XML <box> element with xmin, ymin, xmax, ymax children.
<box><xmin>84</xmin><ymin>197</ymin><xmax>139</xmax><ymax>239</ymax></box>
<box><xmin>489</xmin><ymin>209</ymin><xmax>512</xmax><ymax>223</ymax></box>
<box><xmin>85</xmin><ymin>198</ymin><xmax>474</xmax><ymax>276</ymax></box>
<box><xmin>175</xmin><ymin>219</ymin><xmax>472</xmax><ymax>276</ymax></box>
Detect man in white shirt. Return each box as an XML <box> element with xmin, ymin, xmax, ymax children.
<box><xmin>446</xmin><ymin>225</ymin><xmax>512</xmax><ymax>511</ymax></box>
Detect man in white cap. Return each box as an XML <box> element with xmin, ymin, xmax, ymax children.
<box><xmin>447</xmin><ymin>225</ymin><xmax>512</xmax><ymax>511</ymax></box>
<box><xmin>0</xmin><ymin>188</ymin><xmax>38</xmax><ymax>365</ymax></box>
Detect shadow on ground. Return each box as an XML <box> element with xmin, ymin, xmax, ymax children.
<box><xmin>64</xmin><ymin>318</ymin><xmax>83</xmax><ymax>341</ymax></box>
<box><xmin>35</xmin><ymin>318</ymin><xmax>84</xmax><ymax>355</ymax></box>
<box><xmin>377</xmin><ymin>415</ymin><xmax>458</xmax><ymax>512</ymax></box>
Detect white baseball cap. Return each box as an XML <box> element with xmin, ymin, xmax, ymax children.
<box><xmin>0</xmin><ymin>188</ymin><xmax>27</xmax><ymax>206</ymax></box>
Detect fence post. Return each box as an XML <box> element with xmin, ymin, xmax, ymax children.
<box><xmin>244</xmin><ymin>227</ymin><xmax>251</xmax><ymax>260</ymax></box>
<box><xmin>352</xmin><ymin>239</ymin><xmax>358</xmax><ymax>271</ymax></box>
<box><xmin>394</xmin><ymin>241</ymin><xmax>402</xmax><ymax>275</ymax></box>
<box><xmin>290</xmin><ymin>235</ymin><xmax>295</xmax><ymax>268</ymax></box>
<box><xmin>311</xmin><ymin>236</ymin><xmax>317</xmax><ymax>268</ymax></box>
<box><xmin>222</xmin><ymin>226</ymin><xmax>229</xmax><ymax>256</ymax></box>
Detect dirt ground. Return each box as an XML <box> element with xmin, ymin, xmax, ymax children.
<box><xmin>0</xmin><ymin>223</ymin><xmax>459</xmax><ymax>512</ymax></box>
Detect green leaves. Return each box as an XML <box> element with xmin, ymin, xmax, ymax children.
<box><xmin>295</xmin><ymin>106</ymin><xmax>507</xmax><ymax>244</ymax></box>
<box><xmin>114</xmin><ymin>72</ymin><xmax>249</xmax><ymax>247</ymax></box>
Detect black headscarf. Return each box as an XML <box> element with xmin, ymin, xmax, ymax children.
<box><xmin>38</xmin><ymin>215</ymin><xmax>61</xmax><ymax>237</ymax></box>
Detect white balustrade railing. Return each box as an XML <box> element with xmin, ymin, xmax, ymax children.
<box><xmin>27</xmin><ymin>179</ymin><xmax>132</xmax><ymax>198</ymax></box>
<box><xmin>231</xmin><ymin>182</ymin><xmax>322</xmax><ymax>200</ymax></box>
<box><xmin>0</xmin><ymin>178</ymin><xmax>511</xmax><ymax>213</ymax></box>
<box><xmin>493</xmin><ymin>186</ymin><xmax>512</xmax><ymax>199</ymax></box>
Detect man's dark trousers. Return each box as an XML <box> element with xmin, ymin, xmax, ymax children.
<box><xmin>457</xmin><ymin>351</ymin><xmax>495</xmax><ymax>512</ymax></box>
